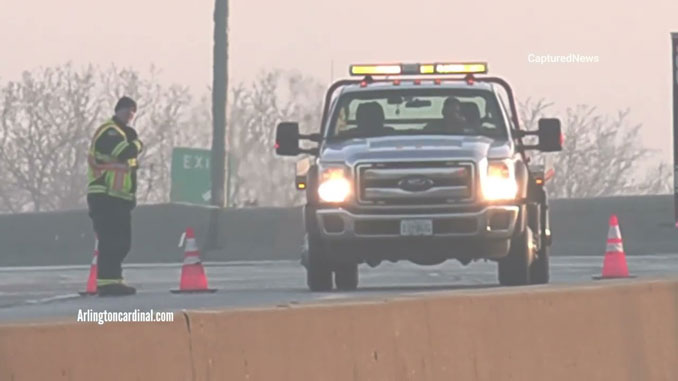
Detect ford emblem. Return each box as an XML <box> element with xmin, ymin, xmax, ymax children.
<box><xmin>398</xmin><ymin>176</ymin><xmax>434</xmax><ymax>192</ymax></box>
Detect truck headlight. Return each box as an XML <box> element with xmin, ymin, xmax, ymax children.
<box><xmin>318</xmin><ymin>167</ymin><xmax>352</xmax><ymax>203</ymax></box>
<box><xmin>481</xmin><ymin>160</ymin><xmax>518</xmax><ymax>201</ymax></box>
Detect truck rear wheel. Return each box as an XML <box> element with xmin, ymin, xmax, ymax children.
<box><xmin>498</xmin><ymin>227</ymin><xmax>532</xmax><ymax>286</ymax></box>
<box><xmin>306</xmin><ymin>234</ymin><xmax>333</xmax><ymax>292</ymax></box>
<box><xmin>334</xmin><ymin>262</ymin><xmax>359</xmax><ymax>291</ymax></box>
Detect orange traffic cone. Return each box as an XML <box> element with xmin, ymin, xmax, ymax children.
<box><xmin>593</xmin><ymin>214</ymin><xmax>634</xmax><ymax>280</ymax></box>
<box><xmin>171</xmin><ymin>228</ymin><xmax>217</xmax><ymax>293</ymax></box>
<box><xmin>79</xmin><ymin>237</ymin><xmax>99</xmax><ymax>296</ymax></box>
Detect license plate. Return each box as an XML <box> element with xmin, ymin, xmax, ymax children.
<box><xmin>400</xmin><ymin>219</ymin><xmax>433</xmax><ymax>236</ymax></box>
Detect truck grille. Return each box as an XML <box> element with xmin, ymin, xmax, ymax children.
<box><xmin>356</xmin><ymin>161</ymin><xmax>475</xmax><ymax>205</ymax></box>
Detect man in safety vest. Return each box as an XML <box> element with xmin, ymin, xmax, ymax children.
<box><xmin>87</xmin><ymin>96</ymin><xmax>143</xmax><ymax>296</ymax></box>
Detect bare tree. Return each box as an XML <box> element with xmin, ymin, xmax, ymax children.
<box><xmin>0</xmin><ymin>63</ymin><xmax>324</xmax><ymax>213</ymax></box>
<box><xmin>0</xmin><ymin>161</ymin><xmax>29</xmax><ymax>214</ymax></box>
<box><xmin>521</xmin><ymin>98</ymin><xmax>669</xmax><ymax>198</ymax></box>
<box><xmin>226</xmin><ymin>70</ymin><xmax>324</xmax><ymax>207</ymax></box>
<box><xmin>0</xmin><ymin>64</ymin><xmax>101</xmax><ymax>212</ymax></box>
<box><xmin>633</xmin><ymin>162</ymin><xmax>672</xmax><ymax>195</ymax></box>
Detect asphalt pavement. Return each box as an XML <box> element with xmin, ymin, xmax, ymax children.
<box><xmin>1</xmin><ymin>255</ymin><xmax>677</xmax><ymax>323</ymax></box>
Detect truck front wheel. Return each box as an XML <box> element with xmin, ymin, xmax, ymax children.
<box><xmin>334</xmin><ymin>262</ymin><xmax>359</xmax><ymax>291</ymax></box>
<box><xmin>306</xmin><ymin>234</ymin><xmax>333</xmax><ymax>292</ymax></box>
<box><xmin>498</xmin><ymin>227</ymin><xmax>533</xmax><ymax>286</ymax></box>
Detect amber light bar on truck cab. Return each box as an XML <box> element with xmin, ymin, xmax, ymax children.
<box><xmin>349</xmin><ymin>62</ymin><xmax>488</xmax><ymax>76</ymax></box>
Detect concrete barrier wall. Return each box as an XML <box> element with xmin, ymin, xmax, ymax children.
<box><xmin>186</xmin><ymin>279</ymin><xmax>678</xmax><ymax>381</ymax></box>
<box><xmin>0</xmin><ymin>204</ymin><xmax>304</xmax><ymax>266</ymax></box>
<box><xmin>549</xmin><ymin>195</ymin><xmax>678</xmax><ymax>255</ymax></box>
<box><xmin>0</xmin><ymin>318</ymin><xmax>193</xmax><ymax>381</ymax></box>
<box><xmin>1</xmin><ymin>195</ymin><xmax>677</xmax><ymax>266</ymax></box>
<box><xmin>1</xmin><ymin>280</ymin><xmax>676</xmax><ymax>380</ymax></box>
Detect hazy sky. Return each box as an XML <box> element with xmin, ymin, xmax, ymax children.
<box><xmin>1</xmin><ymin>0</ymin><xmax>677</xmax><ymax>162</ymax></box>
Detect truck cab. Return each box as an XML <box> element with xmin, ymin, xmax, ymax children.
<box><xmin>275</xmin><ymin>62</ymin><xmax>562</xmax><ymax>291</ymax></box>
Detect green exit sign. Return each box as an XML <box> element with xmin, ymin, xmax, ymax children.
<box><xmin>170</xmin><ymin>147</ymin><xmax>212</xmax><ymax>205</ymax></box>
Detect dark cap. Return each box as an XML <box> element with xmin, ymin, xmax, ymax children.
<box><xmin>114</xmin><ymin>96</ymin><xmax>137</xmax><ymax>112</ymax></box>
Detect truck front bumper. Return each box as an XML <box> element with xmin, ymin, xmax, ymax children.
<box><xmin>315</xmin><ymin>205</ymin><xmax>520</xmax><ymax>241</ymax></box>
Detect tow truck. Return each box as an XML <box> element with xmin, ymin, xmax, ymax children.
<box><xmin>275</xmin><ymin>62</ymin><xmax>563</xmax><ymax>291</ymax></box>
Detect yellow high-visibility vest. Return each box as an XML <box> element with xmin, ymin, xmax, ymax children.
<box><xmin>86</xmin><ymin>119</ymin><xmax>139</xmax><ymax>201</ymax></box>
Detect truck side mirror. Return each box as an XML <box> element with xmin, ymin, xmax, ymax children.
<box><xmin>275</xmin><ymin>122</ymin><xmax>301</xmax><ymax>156</ymax></box>
<box><xmin>537</xmin><ymin>118</ymin><xmax>563</xmax><ymax>152</ymax></box>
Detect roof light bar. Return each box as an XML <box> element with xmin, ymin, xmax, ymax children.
<box><xmin>350</xmin><ymin>64</ymin><xmax>401</xmax><ymax>76</ymax></box>
<box><xmin>419</xmin><ymin>64</ymin><xmax>435</xmax><ymax>74</ymax></box>
<box><xmin>435</xmin><ymin>63</ymin><xmax>487</xmax><ymax>74</ymax></box>
<box><xmin>349</xmin><ymin>62</ymin><xmax>488</xmax><ymax>76</ymax></box>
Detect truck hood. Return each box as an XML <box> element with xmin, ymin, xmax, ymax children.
<box><xmin>320</xmin><ymin>135</ymin><xmax>513</xmax><ymax>166</ymax></box>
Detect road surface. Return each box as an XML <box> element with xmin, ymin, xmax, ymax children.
<box><xmin>1</xmin><ymin>255</ymin><xmax>677</xmax><ymax>323</ymax></box>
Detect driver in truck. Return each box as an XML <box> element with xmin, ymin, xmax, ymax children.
<box><xmin>426</xmin><ymin>96</ymin><xmax>471</xmax><ymax>133</ymax></box>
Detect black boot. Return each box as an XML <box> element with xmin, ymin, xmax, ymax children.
<box><xmin>98</xmin><ymin>282</ymin><xmax>137</xmax><ymax>296</ymax></box>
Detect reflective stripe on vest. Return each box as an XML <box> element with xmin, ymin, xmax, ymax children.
<box><xmin>111</xmin><ymin>140</ymin><xmax>130</xmax><ymax>157</ymax></box>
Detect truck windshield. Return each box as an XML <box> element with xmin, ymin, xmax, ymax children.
<box><xmin>327</xmin><ymin>88</ymin><xmax>507</xmax><ymax>140</ymax></box>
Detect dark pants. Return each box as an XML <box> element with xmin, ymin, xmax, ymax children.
<box><xmin>87</xmin><ymin>194</ymin><xmax>133</xmax><ymax>280</ymax></box>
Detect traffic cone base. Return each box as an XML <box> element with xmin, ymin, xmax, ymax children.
<box><xmin>593</xmin><ymin>214</ymin><xmax>633</xmax><ymax>280</ymax></box>
<box><xmin>171</xmin><ymin>227</ymin><xmax>217</xmax><ymax>294</ymax></box>
<box><xmin>171</xmin><ymin>263</ymin><xmax>217</xmax><ymax>293</ymax></box>
<box><xmin>170</xmin><ymin>288</ymin><xmax>217</xmax><ymax>294</ymax></box>
<box><xmin>593</xmin><ymin>275</ymin><xmax>636</xmax><ymax>280</ymax></box>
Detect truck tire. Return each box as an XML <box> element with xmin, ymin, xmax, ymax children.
<box><xmin>334</xmin><ymin>262</ymin><xmax>359</xmax><ymax>291</ymax></box>
<box><xmin>306</xmin><ymin>234</ymin><xmax>333</xmax><ymax>292</ymax></box>
<box><xmin>498</xmin><ymin>227</ymin><xmax>532</xmax><ymax>286</ymax></box>
<box><xmin>530</xmin><ymin>203</ymin><xmax>550</xmax><ymax>284</ymax></box>
<box><xmin>530</xmin><ymin>244</ymin><xmax>550</xmax><ymax>284</ymax></box>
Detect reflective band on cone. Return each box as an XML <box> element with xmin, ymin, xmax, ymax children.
<box><xmin>605</xmin><ymin>242</ymin><xmax>624</xmax><ymax>253</ymax></box>
<box><xmin>185</xmin><ymin>237</ymin><xmax>199</xmax><ymax>253</ymax></box>
<box><xmin>183</xmin><ymin>255</ymin><xmax>201</xmax><ymax>266</ymax></box>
